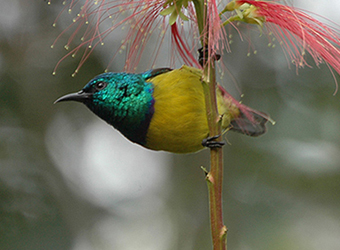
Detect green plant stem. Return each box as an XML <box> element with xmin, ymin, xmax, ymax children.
<box><xmin>192</xmin><ymin>0</ymin><xmax>205</xmax><ymax>40</ymax></box>
<box><xmin>201</xmin><ymin>62</ymin><xmax>227</xmax><ymax>250</ymax></box>
<box><xmin>193</xmin><ymin>0</ymin><xmax>227</xmax><ymax>249</ymax></box>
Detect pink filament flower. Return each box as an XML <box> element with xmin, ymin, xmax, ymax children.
<box><xmin>50</xmin><ymin>0</ymin><xmax>340</xmax><ymax>93</ymax></box>
<box><xmin>50</xmin><ymin>0</ymin><xmax>201</xmax><ymax>75</ymax></box>
<box><xmin>235</xmin><ymin>0</ymin><xmax>340</xmax><ymax>91</ymax></box>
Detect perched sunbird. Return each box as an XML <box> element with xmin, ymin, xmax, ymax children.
<box><xmin>55</xmin><ymin>65</ymin><xmax>270</xmax><ymax>153</ymax></box>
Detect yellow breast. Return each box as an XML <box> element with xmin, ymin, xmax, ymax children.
<box><xmin>145</xmin><ymin>65</ymin><xmax>239</xmax><ymax>153</ymax></box>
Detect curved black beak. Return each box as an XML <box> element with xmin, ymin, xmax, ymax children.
<box><xmin>54</xmin><ymin>91</ymin><xmax>92</xmax><ymax>104</ymax></box>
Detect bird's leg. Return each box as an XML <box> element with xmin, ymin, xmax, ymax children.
<box><xmin>198</xmin><ymin>46</ymin><xmax>221</xmax><ymax>67</ymax></box>
<box><xmin>202</xmin><ymin>134</ymin><xmax>225</xmax><ymax>148</ymax></box>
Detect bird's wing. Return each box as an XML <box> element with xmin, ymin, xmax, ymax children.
<box><xmin>142</xmin><ymin>68</ymin><xmax>173</xmax><ymax>80</ymax></box>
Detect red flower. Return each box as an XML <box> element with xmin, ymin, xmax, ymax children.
<box><xmin>51</xmin><ymin>0</ymin><xmax>200</xmax><ymax>75</ymax></box>
<box><xmin>50</xmin><ymin>0</ymin><xmax>340</xmax><ymax>92</ymax></box>
<box><xmin>233</xmin><ymin>0</ymin><xmax>340</xmax><ymax>92</ymax></box>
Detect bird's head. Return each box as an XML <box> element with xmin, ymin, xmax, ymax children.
<box><xmin>55</xmin><ymin>72</ymin><xmax>149</xmax><ymax>116</ymax></box>
<box><xmin>55</xmin><ymin>72</ymin><xmax>122</xmax><ymax>106</ymax></box>
<box><xmin>55</xmin><ymin>72</ymin><xmax>155</xmax><ymax>144</ymax></box>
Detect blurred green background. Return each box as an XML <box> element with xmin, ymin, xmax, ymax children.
<box><xmin>1</xmin><ymin>1</ymin><xmax>340</xmax><ymax>250</ymax></box>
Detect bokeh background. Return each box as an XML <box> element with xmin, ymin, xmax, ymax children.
<box><xmin>1</xmin><ymin>1</ymin><xmax>340</xmax><ymax>250</ymax></box>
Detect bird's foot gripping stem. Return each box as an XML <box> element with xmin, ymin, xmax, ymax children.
<box><xmin>202</xmin><ymin>135</ymin><xmax>225</xmax><ymax>148</ymax></box>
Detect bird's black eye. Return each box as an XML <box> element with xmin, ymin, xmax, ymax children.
<box><xmin>95</xmin><ymin>81</ymin><xmax>107</xmax><ymax>91</ymax></box>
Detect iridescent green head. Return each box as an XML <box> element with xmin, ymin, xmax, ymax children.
<box><xmin>55</xmin><ymin>72</ymin><xmax>156</xmax><ymax>145</ymax></box>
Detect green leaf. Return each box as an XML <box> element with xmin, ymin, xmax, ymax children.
<box><xmin>159</xmin><ymin>5</ymin><xmax>175</xmax><ymax>16</ymax></box>
<box><xmin>169</xmin><ymin>10</ymin><xmax>179</xmax><ymax>25</ymax></box>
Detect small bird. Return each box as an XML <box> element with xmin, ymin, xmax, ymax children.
<box><xmin>55</xmin><ymin>65</ymin><xmax>270</xmax><ymax>153</ymax></box>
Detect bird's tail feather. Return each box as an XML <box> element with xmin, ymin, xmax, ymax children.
<box><xmin>229</xmin><ymin>110</ymin><xmax>269</xmax><ymax>136</ymax></box>
<box><xmin>217</xmin><ymin>85</ymin><xmax>274</xmax><ymax>137</ymax></box>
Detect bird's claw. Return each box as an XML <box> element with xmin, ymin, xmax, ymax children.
<box><xmin>202</xmin><ymin>134</ymin><xmax>225</xmax><ymax>148</ymax></box>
